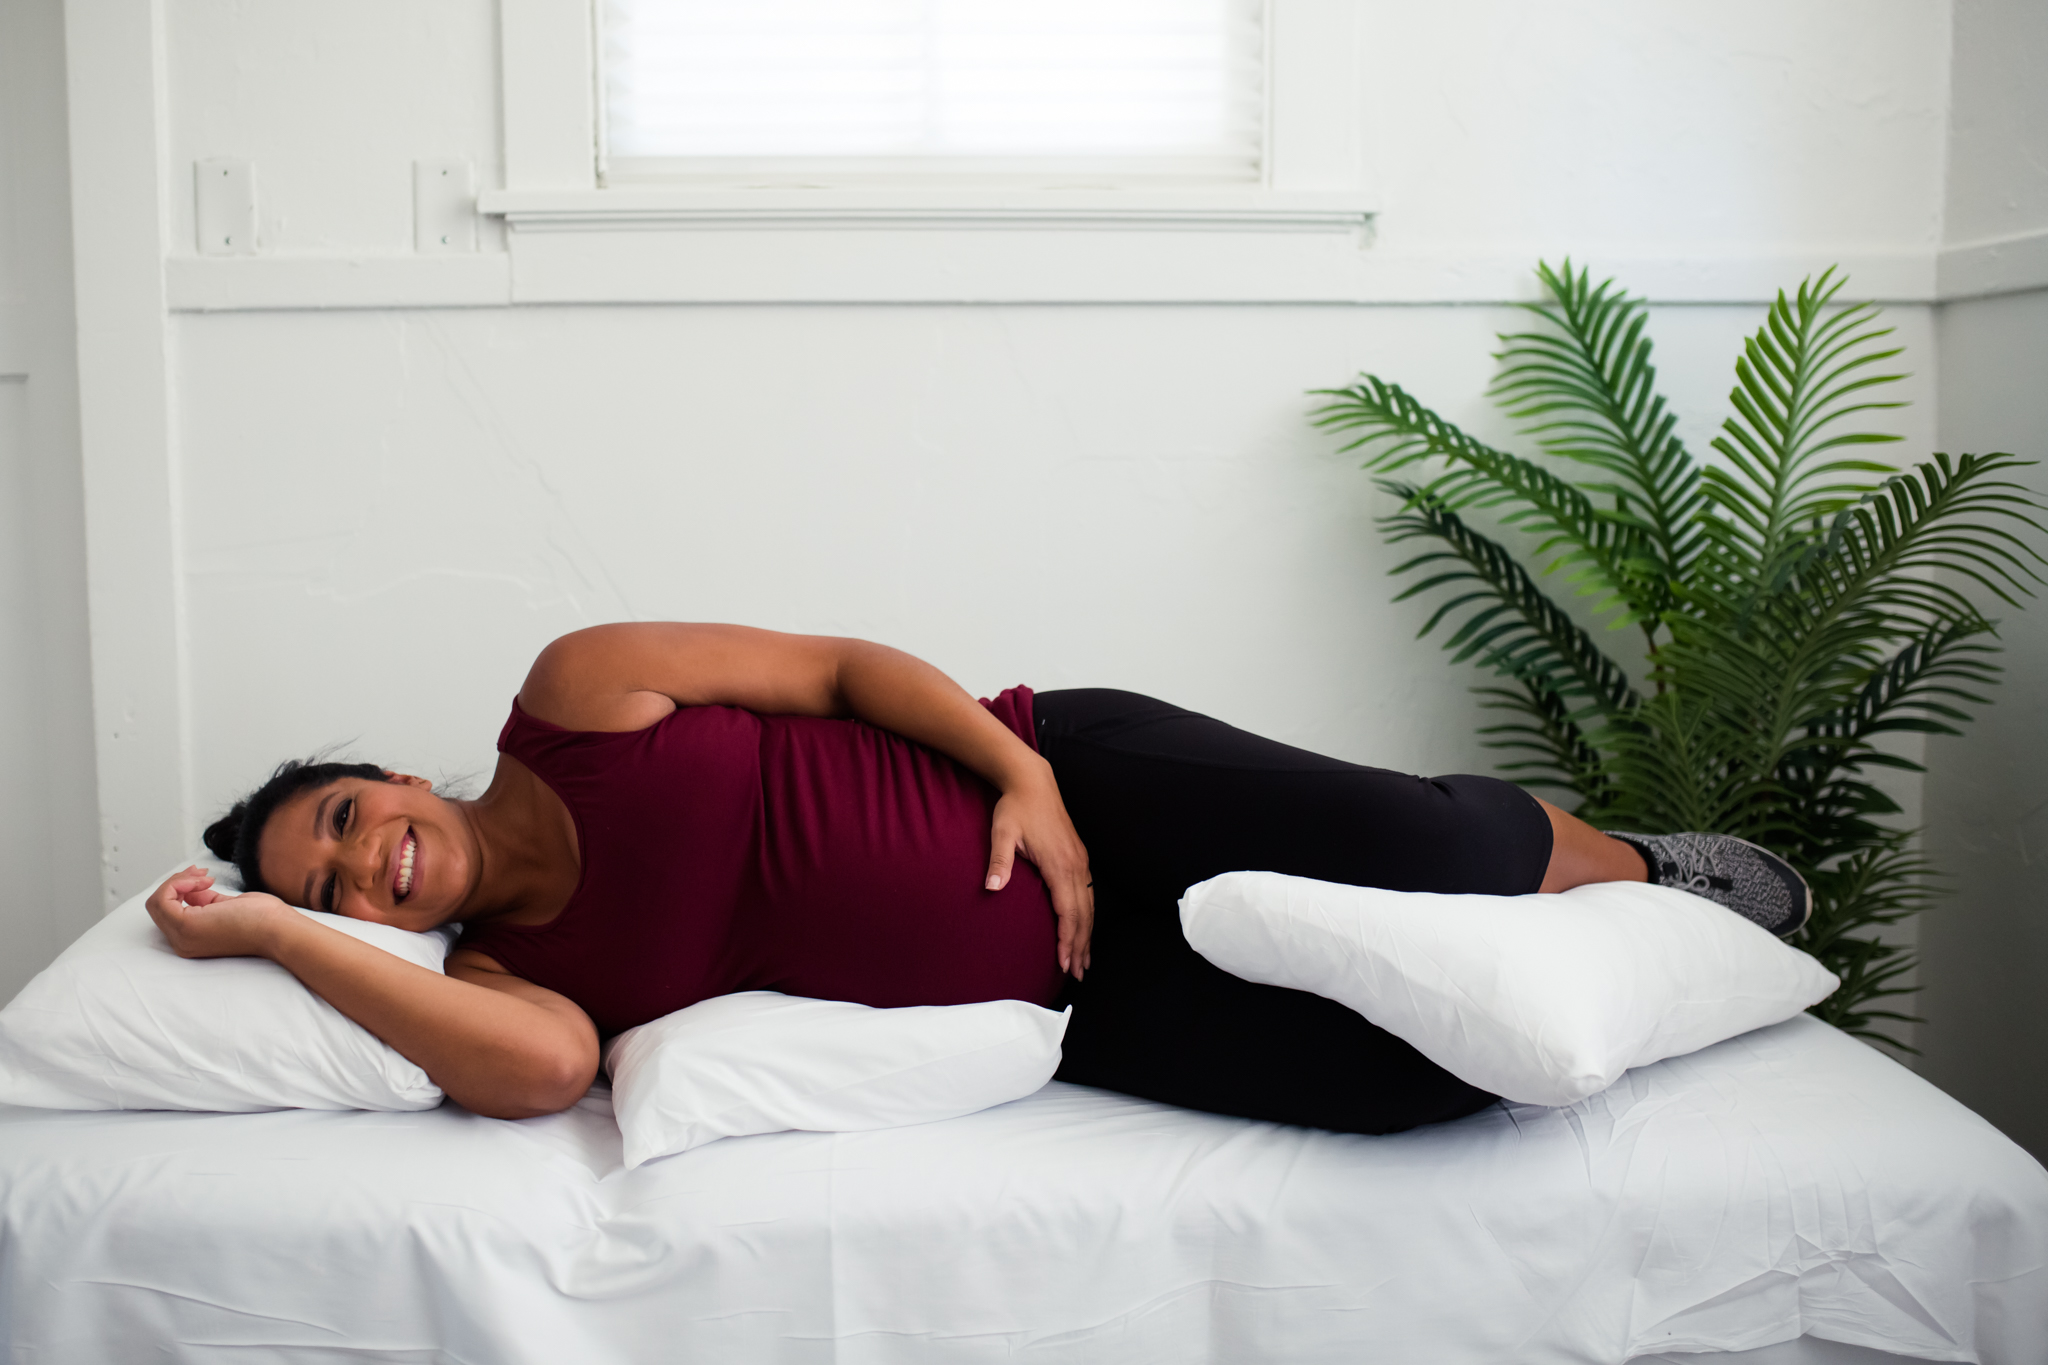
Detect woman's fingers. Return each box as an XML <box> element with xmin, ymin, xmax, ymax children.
<box><xmin>145</xmin><ymin>872</ymin><xmax>203</xmax><ymax>948</ymax></box>
<box><xmin>140</xmin><ymin>870</ymin><xmax>284</xmax><ymax>960</ymax></box>
<box><xmin>986</xmin><ymin>777</ymin><xmax>1096</xmax><ymax>979</ymax></box>
<box><xmin>1053</xmin><ymin>866</ymin><xmax>1094</xmax><ymax>980</ymax></box>
<box><xmin>1076</xmin><ymin>878</ymin><xmax>1093</xmax><ymax>973</ymax></box>
<box><xmin>985</xmin><ymin>829</ymin><xmax>1015</xmax><ymax>892</ymax></box>
<box><xmin>1048</xmin><ymin>881</ymin><xmax>1075</xmax><ymax>976</ymax></box>
<box><xmin>1054</xmin><ymin>895</ymin><xmax>1080</xmax><ymax>978</ymax></box>
<box><xmin>148</xmin><ymin>868</ymin><xmax>204</xmax><ymax>913</ymax></box>
<box><xmin>1043</xmin><ymin>837</ymin><xmax>1092</xmax><ymax>978</ymax></box>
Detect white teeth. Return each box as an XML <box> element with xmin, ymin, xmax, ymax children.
<box><xmin>397</xmin><ymin>832</ymin><xmax>416</xmax><ymax>897</ymax></box>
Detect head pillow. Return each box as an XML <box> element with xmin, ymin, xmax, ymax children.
<box><xmin>0</xmin><ymin>865</ymin><xmax>451</xmax><ymax>1112</ymax></box>
<box><xmin>1180</xmin><ymin>871</ymin><xmax>1839</xmax><ymax>1107</ymax></box>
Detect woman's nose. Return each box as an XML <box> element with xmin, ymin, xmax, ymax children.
<box><xmin>343</xmin><ymin>829</ymin><xmax>383</xmax><ymax>888</ymax></box>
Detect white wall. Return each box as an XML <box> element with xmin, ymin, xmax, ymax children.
<box><xmin>1922</xmin><ymin>289</ymin><xmax>2048</xmax><ymax>1162</ymax></box>
<box><xmin>176</xmin><ymin>302</ymin><xmax>1935</xmax><ymax>820</ymax></box>
<box><xmin>0</xmin><ymin>0</ymin><xmax>101</xmax><ymax>1003</ymax></box>
<box><xmin>1918</xmin><ymin>0</ymin><xmax>2048</xmax><ymax>1163</ymax></box>
<box><xmin>12</xmin><ymin>2</ymin><xmax>1973</xmax><ymax>1009</ymax></box>
<box><xmin>161</xmin><ymin>0</ymin><xmax>1953</xmax><ymax>279</ymax></box>
<box><xmin>1941</xmin><ymin>0</ymin><xmax>2048</xmax><ymax>251</ymax></box>
<box><xmin>1361</xmin><ymin>0</ymin><xmax>1948</xmax><ymax>267</ymax></box>
<box><xmin>154</xmin><ymin>0</ymin><xmax>1950</xmax><ymax>822</ymax></box>
<box><xmin>167</xmin><ymin>0</ymin><xmax>505</xmax><ymax>258</ymax></box>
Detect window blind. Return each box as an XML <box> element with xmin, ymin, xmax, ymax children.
<box><xmin>600</xmin><ymin>0</ymin><xmax>1266</xmax><ymax>184</ymax></box>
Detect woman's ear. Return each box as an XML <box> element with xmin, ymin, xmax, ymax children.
<box><xmin>381</xmin><ymin>771</ymin><xmax>434</xmax><ymax>790</ymax></box>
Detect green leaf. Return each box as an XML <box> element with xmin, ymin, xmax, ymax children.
<box><xmin>1702</xmin><ymin>269</ymin><xmax>1915</xmax><ymax>585</ymax></box>
<box><xmin>1488</xmin><ymin>260</ymin><xmax>1710</xmax><ymax>616</ymax></box>
<box><xmin>1376</xmin><ymin>481</ymin><xmax>1641</xmax><ymax>722</ymax></box>
<box><xmin>1319</xmin><ymin>258</ymin><xmax>2048</xmax><ymax>1041</ymax></box>
<box><xmin>1310</xmin><ymin>376</ymin><xmax>1654</xmax><ymax>622</ymax></box>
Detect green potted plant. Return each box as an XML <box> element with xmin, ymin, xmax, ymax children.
<box><xmin>1313</xmin><ymin>264</ymin><xmax>2044</xmax><ymax>1048</ymax></box>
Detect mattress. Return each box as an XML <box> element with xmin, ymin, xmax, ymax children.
<box><xmin>1</xmin><ymin>1013</ymin><xmax>2043</xmax><ymax>1364</ymax></box>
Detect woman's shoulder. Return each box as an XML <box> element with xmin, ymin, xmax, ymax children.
<box><xmin>516</xmin><ymin>628</ymin><xmax>681</xmax><ymax>734</ymax></box>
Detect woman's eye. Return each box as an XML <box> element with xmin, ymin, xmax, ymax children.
<box><xmin>323</xmin><ymin>874</ymin><xmax>337</xmax><ymax>914</ymax></box>
<box><xmin>333</xmin><ymin>798</ymin><xmax>352</xmax><ymax>837</ymax></box>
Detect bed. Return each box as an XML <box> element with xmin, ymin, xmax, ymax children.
<box><xmin>2</xmin><ymin>1008</ymin><xmax>2043</xmax><ymax>1364</ymax></box>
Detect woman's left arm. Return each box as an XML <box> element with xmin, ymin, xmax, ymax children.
<box><xmin>517</xmin><ymin>624</ymin><xmax>1094</xmax><ymax>976</ymax></box>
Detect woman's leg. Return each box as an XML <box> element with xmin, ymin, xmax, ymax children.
<box><xmin>1537</xmin><ymin>799</ymin><xmax>1650</xmax><ymax>892</ymax></box>
<box><xmin>1035</xmin><ymin>688</ymin><xmax>1627</xmax><ymax>1135</ymax></box>
<box><xmin>1037</xmin><ymin>688</ymin><xmax>1565</xmax><ymax>897</ymax></box>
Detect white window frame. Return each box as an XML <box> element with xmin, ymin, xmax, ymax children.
<box><xmin>479</xmin><ymin>0</ymin><xmax>1377</xmax><ymax>303</ymax></box>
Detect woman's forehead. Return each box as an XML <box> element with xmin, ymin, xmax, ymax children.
<box><xmin>273</xmin><ymin>778</ymin><xmax>354</xmax><ymax>837</ymax></box>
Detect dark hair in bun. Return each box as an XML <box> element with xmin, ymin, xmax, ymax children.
<box><xmin>204</xmin><ymin>758</ymin><xmax>389</xmax><ymax>898</ymax></box>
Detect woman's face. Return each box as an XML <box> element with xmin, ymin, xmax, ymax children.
<box><xmin>258</xmin><ymin>773</ymin><xmax>473</xmax><ymax>932</ymax></box>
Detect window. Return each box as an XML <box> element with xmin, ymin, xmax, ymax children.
<box><xmin>486</xmin><ymin>0</ymin><xmax>1373</xmax><ymax>303</ymax></box>
<box><xmin>599</xmin><ymin>0</ymin><xmax>1267</xmax><ymax>186</ymax></box>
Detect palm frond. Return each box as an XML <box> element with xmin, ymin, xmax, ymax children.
<box><xmin>1811</xmin><ymin>614</ymin><xmax>2002</xmax><ymax>747</ymax></box>
<box><xmin>1473</xmin><ymin>681</ymin><xmax>1616</xmax><ymax>804</ymax></box>
<box><xmin>1312</xmin><ymin>378</ymin><xmax>1661</xmax><ymax>621</ymax></box>
<box><xmin>1703</xmin><ymin>268</ymin><xmax>1908</xmax><ymax>580</ymax></box>
<box><xmin>1596</xmin><ymin>682</ymin><xmax>1797</xmax><ymax>838</ymax></box>
<box><xmin>1377</xmin><ymin>481</ymin><xmax>1641</xmax><ymax>717</ymax></box>
<box><xmin>1809</xmin><ymin>934</ymin><xmax>1925</xmax><ymax>1052</ymax></box>
<box><xmin>1801</xmin><ymin>840</ymin><xmax>1934</xmax><ymax>1053</ymax></box>
<box><xmin>1490</xmin><ymin>260</ymin><xmax>1710</xmax><ymax>601</ymax></box>
<box><xmin>1654</xmin><ymin>455</ymin><xmax>2044</xmax><ymax>795</ymax></box>
<box><xmin>1323</xmin><ymin>260</ymin><xmax>2048</xmax><ymax>1045</ymax></box>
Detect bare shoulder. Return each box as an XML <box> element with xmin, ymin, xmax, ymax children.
<box><xmin>518</xmin><ymin>622</ymin><xmax>848</xmax><ymax>730</ymax></box>
<box><xmin>517</xmin><ymin>624</ymin><xmax>684</xmax><ymax>732</ymax></box>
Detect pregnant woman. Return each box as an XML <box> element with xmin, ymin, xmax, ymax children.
<box><xmin>147</xmin><ymin>624</ymin><xmax>1809</xmax><ymax>1131</ymax></box>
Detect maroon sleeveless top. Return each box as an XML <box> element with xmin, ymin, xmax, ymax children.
<box><xmin>459</xmin><ymin>687</ymin><xmax>1063</xmax><ymax>1036</ymax></box>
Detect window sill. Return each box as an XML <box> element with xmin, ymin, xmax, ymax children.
<box><xmin>475</xmin><ymin>187</ymin><xmax>1377</xmax><ymax>233</ymax></box>
<box><xmin>464</xmin><ymin>187</ymin><xmax>1379</xmax><ymax>304</ymax></box>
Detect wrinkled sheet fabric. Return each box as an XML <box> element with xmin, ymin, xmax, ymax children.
<box><xmin>1</xmin><ymin>1014</ymin><xmax>2042</xmax><ymax>1365</ymax></box>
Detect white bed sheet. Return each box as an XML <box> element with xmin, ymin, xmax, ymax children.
<box><xmin>2</xmin><ymin>1013</ymin><xmax>2043</xmax><ymax>1365</ymax></box>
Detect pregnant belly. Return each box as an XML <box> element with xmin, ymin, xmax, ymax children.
<box><xmin>745</xmin><ymin>710</ymin><xmax>1066</xmax><ymax>1009</ymax></box>
<box><xmin>745</xmin><ymin>826</ymin><xmax>1064</xmax><ymax>1009</ymax></box>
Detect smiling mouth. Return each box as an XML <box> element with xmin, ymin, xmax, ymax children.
<box><xmin>394</xmin><ymin>828</ymin><xmax>418</xmax><ymax>902</ymax></box>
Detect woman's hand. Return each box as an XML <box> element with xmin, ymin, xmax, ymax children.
<box><xmin>144</xmin><ymin>866</ymin><xmax>294</xmax><ymax>960</ymax></box>
<box><xmin>985</xmin><ymin>765</ymin><xmax>1095</xmax><ymax>979</ymax></box>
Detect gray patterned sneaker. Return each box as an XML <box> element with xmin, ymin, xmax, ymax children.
<box><xmin>1604</xmin><ymin>831</ymin><xmax>1812</xmax><ymax>937</ymax></box>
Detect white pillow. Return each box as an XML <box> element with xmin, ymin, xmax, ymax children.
<box><xmin>604</xmin><ymin>991</ymin><xmax>1070</xmax><ymax>1167</ymax></box>
<box><xmin>0</xmin><ymin>870</ymin><xmax>452</xmax><ymax>1112</ymax></box>
<box><xmin>1180</xmin><ymin>872</ymin><xmax>1838</xmax><ymax>1108</ymax></box>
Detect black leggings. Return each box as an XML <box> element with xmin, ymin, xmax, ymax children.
<box><xmin>1035</xmin><ymin>689</ymin><xmax>1554</xmax><ymax>1135</ymax></box>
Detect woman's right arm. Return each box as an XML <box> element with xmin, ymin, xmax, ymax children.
<box><xmin>147</xmin><ymin>868</ymin><xmax>599</xmax><ymax>1119</ymax></box>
